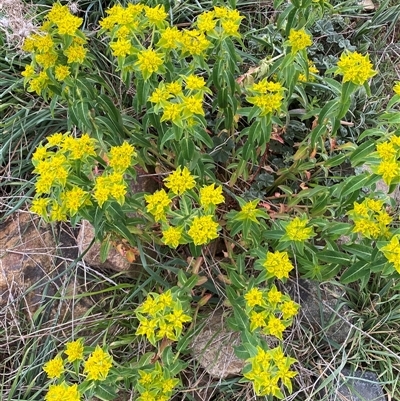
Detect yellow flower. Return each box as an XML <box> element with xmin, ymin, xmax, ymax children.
<box><xmin>235</xmin><ymin>200</ymin><xmax>260</xmax><ymax>223</ymax></box>
<box><xmin>162</xmin><ymin>226</ymin><xmax>183</xmax><ymax>248</ymax></box>
<box><xmin>265</xmin><ymin>316</ymin><xmax>285</xmax><ymax>339</ymax></box>
<box><xmin>157</xmin><ymin>27</ymin><xmax>182</xmax><ymax>50</ymax></box>
<box><xmin>64</xmin><ymin>186</ymin><xmax>87</xmax><ymax>215</ymax></box>
<box><xmin>108</xmin><ymin>142</ymin><xmax>136</xmax><ymax>172</ymax></box>
<box><xmin>161</xmin><ymin>102</ymin><xmax>183</xmax><ymax>123</ymax></box>
<box><xmin>249</xmin><ymin>311</ymin><xmax>267</xmax><ymax>331</ymax></box>
<box><xmin>21</xmin><ymin>64</ymin><xmax>35</xmax><ymax>78</ymax></box>
<box><xmin>148</xmin><ymin>85</ymin><xmax>171</xmax><ymax>104</ymax></box>
<box><xmin>165</xmin><ymin>307</ymin><xmax>192</xmax><ymax>330</ymax></box>
<box><xmin>244</xmin><ymin>287</ymin><xmax>264</xmax><ymax>308</ymax></box>
<box><xmin>247</xmin><ymin>80</ymin><xmax>285</xmax><ymax>116</ymax></box>
<box><xmin>353</xmin><ymin>219</ymin><xmax>380</xmax><ymax>239</ymax></box>
<box><xmin>135</xmin><ymin>48</ymin><xmax>163</xmax><ymax>79</ymax></box>
<box><xmin>221</xmin><ymin>20</ymin><xmax>241</xmax><ymax>38</ymax></box>
<box><xmin>54</xmin><ymin>65</ymin><xmax>71</xmax><ymax>81</ymax></box>
<box><xmin>188</xmin><ymin>215</ymin><xmax>219</xmax><ymax>245</ymax></box>
<box><xmin>84</xmin><ymin>346</ymin><xmax>113</xmax><ymax>381</ymax></box>
<box><xmin>164</xmin><ymin>166</ymin><xmax>196</xmax><ymax>195</ymax></box>
<box><xmin>381</xmin><ymin>235</ymin><xmax>400</xmax><ymax>272</ymax></box>
<box><xmin>55</xmin><ymin>14</ymin><xmax>83</xmax><ymax>36</ymax></box>
<box><xmin>376</xmin><ymin>141</ymin><xmax>396</xmax><ymax>160</ymax></box>
<box><xmin>288</xmin><ymin>29</ymin><xmax>312</xmax><ymax>53</ymax></box>
<box><xmin>263</xmin><ymin>251</ymin><xmax>294</xmax><ymax>280</ymax></box>
<box><xmin>110</xmin><ymin>38</ymin><xmax>132</xmax><ymax>57</ymax></box>
<box><xmin>336</xmin><ymin>51</ymin><xmax>377</xmax><ymax>85</ymax></box>
<box><xmin>144</xmin><ymin>5</ymin><xmax>168</xmax><ymax>24</ymax></box>
<box><xmin>65</xmin><ymin>339</ymin><xmax>84</xmax><ymax>362</ymax></box>
<box><xmin>181</xmin><ymin>94</ymin><xmax>204</xmax><ymax>116</ymax></box>
<box><xmin>136</xmin><ymin>318</ymin><xmax>158</xmax><ymax>339</ymax></box>
<box><xmin>43</xmin><ymin>356</ymin><xmax>64</xmax><ymax>379</ymax></box>
<box><xmin>145</xmin><ymin>189</ymin><xmax>171</xmax><ymax>221</ymax></box>
<box><xmin>351</xmin><ymin>201</ymin><xmax>369</xmax><ymax>217</ymax></box>
<box><xmin>196</xmin><ymin>11</ymin><xmax>216</xmax><ymax>33</ymax></box>
<box><xmin>45</xmin><ymin>383</ymin><xmax>80</xmax><ymax>401</ymax></box>
<box><xmin>64</xmin><ymin>45</ymin><xmax>87</xmax><ymax>64</ymax></box>
<box><xmin>284</xmin><ymin>217</ymin><xmax>314</xmax><ymax>242</ymax></box>
<box><xmin>267</xmin><ymin>285</ymin><xmax>283</xmax><ymax>304</ymax></box>
<box><xmin>281</xmin><ymin>300</ymin><xmax>299</xmax><ymax>319</ymax></box>
<box><xmin>377</xmin><ymin>160</ymin><xmax>400</xmax><ymax>185</ymax></box>
<box><xmin>31</xmin><ymin>197</ymin><xmax>50</xmax><ymax>217</ymax></box>
<box><xmin>166</xmin><ymin>81</ymin><xmax>182</xmax><ymax>96</ymax></box>
<box><xmin>394</xmin><ymin>82</ymin><xmax>400</xmax><ymax>95</ymax></box>
<box><xmin>185</xmin><ymin>74</ymin><xmax>206</xmax><ymax>91</ymax></box>
<box><xmin>180</xmin><ymin>29</ymin><xmax>211</xmax><ymax>56</ymax></box>
<box><xmin>199</xmin><ymin>184</ymin><xmax>224</xmax><ymax>207</ymax></box>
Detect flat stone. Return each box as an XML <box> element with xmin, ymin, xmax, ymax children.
<box><xmin>331</xmin><ymin>368</ymin><xmax>386</xmax><ymax>401</ymax></box>
<box><xmin>287</xmin><ymin>278</ymin><xmax>352</xmax><ymax>344</ymax></box>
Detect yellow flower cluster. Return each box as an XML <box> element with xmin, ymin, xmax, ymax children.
<box><xmin>135</xmin><ymin>289</ymin><xmax>192</xmax><ymax>345</ymax></box>
<box><xmin>244</xmin><ymin>285</ymin><xmax>299</xmax><ymax>338</ymax></box>
<box><xmin>21</xmin><ymin>2</ymin><xmax>88</xmax><ymax>96</ymax></box>
<box><xmin>45</xmin><ymin>383</ymin><xmax>80</xmax><ymax>401</ymax></box>
<box><xmin>370</xmin><ymin>135</ymin><xmax>400</xmax><ymax>185</ymax></box>
<box><xmin>99</xmin><ymin>5</ymin><xmax>243</xmax><ymax>79</ymax></box>
<box><xmin>283</xmin><ymin>216</ymin><xmax>314</xmax><ymax>242</ymax></box>
<box><xmin>137</xmin><ymin>362</ymin><xmax>180</xmax><ymax>401</ymax></box>
<box><xmin>380</xmin><ymin>235</ymin><xmax>400</xmax><ymax>273</ymax></box>
<box><xmin>246</xmin><ymin>79</ymin><xmax>285</xmax><ymax>117</ymax></box>
<box><xmin>30</xmin><ymin>133</ymin><xmax>137</xmax><ymax>220</ymax></box>
<box><xmin>149</xmin><ymin>75</ymin><xmax>212</xmax><ymax>127</ymax></box>
<box><xmin>43</xmin><ymin>340</ymin><xmax>112</xmax><ymax>401</ymax></box>
<box><xmin>144</xmin><ymin>167</ymin><xmax>223</xmax><ymax>247</ymax></box>
<box><xmin>263</xmin><ymin>251</ymin><xmax>294</xmax><ymax>280</ymax></box>
<box><xmin>244</xmin><ymin>346</ymin><xmax>297</xmax><ymax>397</ymax></box>
<box><xmin>336</xmin><ymin>51</ymin><xmax>377</xmax><ymax>86</ymax></box>
<box><xmin>288</xmin><ymin>28</ymin><xmax>312</xmax><ymax>53</ymax></box>
<box><xmin>348</xmin><ymin>198</ymin><xmax>392</xmax><ymax>239</ymax></box>
<box><xmin>84</xmin><ymin>346</ymin><xmax>113</xmax><ymax>381</ymax></box>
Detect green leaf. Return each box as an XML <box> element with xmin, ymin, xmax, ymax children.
<box><xmin>100</xmin><ymin>236</ymin><xmax>112</xmax><ymax>263</ymax></box>
<box><xmin>339</xmin><ymin>173</ymin><xmax>379</xmax><ymax>198</ymax></box>
<box><xmin>341</xmin><ymin>243</ymin><xmax>372</xmax><ymax>261</ymax></box>
<box><xmin>317</xmin><ymin>250</ymin><xmax>351</xmax><ymax>265</ymax></box>
<box><xmin>340</xmin><ymin>260</ymin><xmax>370</xmax><ymax>284</ymax></box>
<box><xmin>349</xmin><ymin>140</ymin><xmax>376</xmax><ymax>167</ymax></box>
<box><xmin>93</xmin><ymin>384</ymin><xmax>118</xmax><ymax>401</ymax></box>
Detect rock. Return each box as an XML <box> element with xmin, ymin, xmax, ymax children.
<box><xmin>0</xmin><ymin>212</ymin><xmax>92</xmax><ymax>320</ymax></box>
<box><xmin>77</xmin><ymin>219</ymin><xmax>133</xmax><ymax>273</ymax></box>
<box><xmin>0</xmin><ymin>212</ymin><xmax>57</xmax><ymax>315</ymax></box>
<box><xmin>287</xmin><ymin>278</ymin><xmax>352</xmax><ymax>344</ymax></box>
<box><xmin>191</xmin><ymin>312</ymin><xmax>245</xmax><ymax>379</ymax></box>
<box><xmin>330</xmin><ymin>368</ymin><xmax>386</xmax><ymax>401</ymax></box>
<box><xmin>190</xmin><ymin>311</ymin><xmax>277</xmax><ymax>379</ymax></box>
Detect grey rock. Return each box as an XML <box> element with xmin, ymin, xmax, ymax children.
<box><xmin>191</xmin><ymin>311</ymin><xmax>245</xmax><ymax>379</ymax></box>
<box><xmin>330</xmin><ymin>368</ymin><xmax>386</xmax><ymax>401</ymax></box>
<box><xmin>190</xmin><ymin>311</ymin><xmax>277</xmax><ymax>379</ymax></box>
<box><xmin>0</xmin><ymin>212</ymin><xmax>92</xmax><ymax>320</ymax></box>
<box><xmin>287</xmin><ymin>278</ymin><xmax>352</xmax><ymax>344</ymax></box>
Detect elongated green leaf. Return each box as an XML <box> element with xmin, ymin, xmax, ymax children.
<box><xmin>339</xmin><ymin>173</ymin><xmax>379</xmax><ymax>198</ymax></box>
<box><xmin>341</xmin><ymin>260</ymin><xmax>370</xmax><ymax>284</ymax></box>
<box><xmin>317</xmin><ymin>250</ymin><xmax>351</xmax><ymax>265</ymax></box>
<box><xmin>349</xmin><ymin>140</ymin><xmax>376</xmax><ymax>167</ymax></box>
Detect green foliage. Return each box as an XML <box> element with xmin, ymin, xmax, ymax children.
<box><xmin>3</xmin><ymin>0</ymin><xmax>400</xmax><ymax>399</ymax></box>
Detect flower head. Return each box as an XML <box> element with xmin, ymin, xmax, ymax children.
<box><xmin>244</xmin><ymin>287</ymin><xmax>264</xmax><ymax>308</ymax></box>
<box><xmin>145</xmin><ymin>189</ymin><xmax>171</xmax><ymax>221</ymax></box>
<box><xmin>135</xmin><ymin>48</ymin><xmax>163</xmax><ymax>80</ymax></box>
<box><xmin>199</xmin><ymin>184</ymin><xmax>224</xmax><ymax>208</ymax></box>
<box><xmin>45</xmin><ymin>383</ymin><xmax>80</xmax><ymax>401</ymax></box>
<box><xmin>284</xmin><ymin>217</ymin><xmax>314</xmax><ymax>242</ymax></box>
<box><xmin>288</xmin><ymin>29</ymin><xmax>312</xmax><ymax>53</ymax></box>
<box><xmin>43</xmin><ymin>356</ymin><xmax>64</xmax><ymax>379</ymax></box>
<box><xmin>188</xmin><ymin>215</ymin><xmax>219</xmax><ymax>245</ymax></box>
<box><xmin>263</xmin><ymin>251</ymin><xmax>294</xmax><ymax>280</ymax></box>
<box><xmin>164</xmin><ymin>167</ymin><xmax>196</xmax><ymax>195</ymax></box>
<box><xmin>336</xmin><ymin>51</ymin><xmax>377</xmax><ymax>85</ymax></box>
<box><xmin>65</xmin><ymin>339</ymin><xmax>84</xmax><ymax>362</ymax></box>
<box><xmin>394</xmin><ymin>82</ymin><xmax>400</xmax><ymax>95</ymax></box>
<box><xmin>84</xmin><ymin>346</ymin><xmax>112</xmax><ymax>381</ymax></box>
<box><xmin>162</xmin><ymin>226</ymin><xmax>183</xmax><ymax>248</ymax></box>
